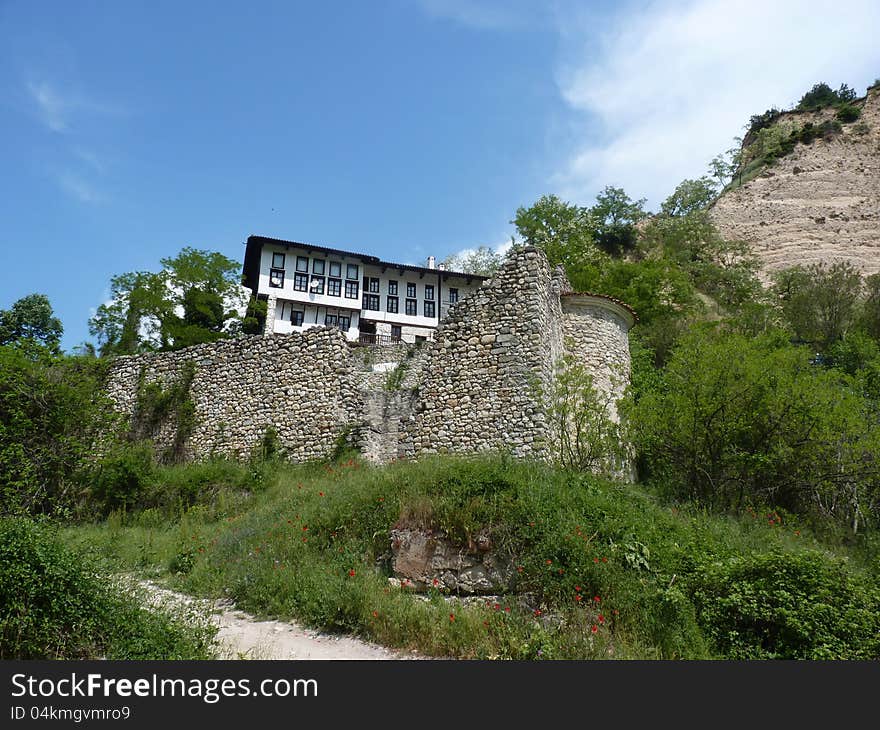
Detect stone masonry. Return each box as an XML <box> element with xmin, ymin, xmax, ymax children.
<box><xmin>104</xmin><ymin>246</ymin><xmax>635</xmax><ymax>467</ymax></box>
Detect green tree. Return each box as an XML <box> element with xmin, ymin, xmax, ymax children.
<box><xmin>512</xmin><ymin>194</ymin><xmax>605</xmax><ymax>272</ymax></box>
<box><xmin>0</xmin><ymin>294</ymin><xmax>63</xmax><ymax>352</ymax></box>
<box><xmin>89</xmin><ymin>247</ymin><xmax>246</xmax><ymax>354</ymax></box>
<box><xmin>660</xmin><ymin>177</ymin><xmax>717</xmax><ymax>217</ymax></box>
<box><xmin>773</xmin><ymin>262</ymin><xmax>863</xmax><ymax>349</ymax></box>
<box><xmin>625</xmin><ymin>329</ymin><xmax>880</xmax><ymax>527</ymax></box>
<box><xmin>587</xmin><ymin>186</ymin><xmax>647</xmax><ymax>257</ymax></box>
<box><xmin>442</xmin><ymin>245</ymin><xmax>504</xmax><ymax>276</ymax></box>
<box><xmin>0</xmin><ymin>346</ymin><xmax>115</xmax><ymax>515</ymax></box>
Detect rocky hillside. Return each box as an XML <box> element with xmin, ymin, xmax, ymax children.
<box><xmin>710</xmin><ymin>85</ymin><xmax>880</xmax><ymax>278</ymax></box>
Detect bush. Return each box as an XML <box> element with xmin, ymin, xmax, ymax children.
<box><xmin>0</xmin><ymin>346</ymin><xmax>115</xmax><ymax>516</ymax></box>
<box><xmin>89</xmin><ymin>442</ymin><xmax>156</xmax><ymax>513</ymax></box>
<box><xmin>691</xmin><ymin>551</ymin><xmax>880</xmax><ymax>659</ymax></box>
<box><xmin>836</xmin><ymin>103</ymin><xmax>861</xmax><ymax>123</ymax></box>
<box><xmin>625</xmin><ymin>329</ymin><xmax>880</xmax><ymax>525</ymax></box>
<box><xmin>0</xmin><ymin>517</ymin><xmax>215</xmax><ymax>658</ymax></box>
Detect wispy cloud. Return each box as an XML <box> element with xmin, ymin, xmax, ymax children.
<box><xmin>55</xmin><ymin>171</ymin><xmax>104</xmax><ymax>204</ymax></box>
<box><xmin>72</xmin><ymin>147</ymin><xmax>107</xmax><ymax>174</ymax></box>
<box><xmin>27</xmin><ymin>81</ymin><xmax>69</xmax><ymax>132</ymax></box>
<box><xmin>552</xmin><ymin>0</ymin><xmax>880</xmax><ymax>208</ymax></box>
<box><xmin>414</xmin><ymin>0</ymin><xmax>549</xmax><ymax>31</ymax></box>
<box><xmin>26</xmin><ymin>79</ymin><xmax>124</xmax><ymax>133</ymax></box>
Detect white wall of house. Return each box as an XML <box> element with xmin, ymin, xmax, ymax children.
<box><xmin>257</xmin><ymin>243</ymin><xmax>483</xmax><ymax>341</ymax></box>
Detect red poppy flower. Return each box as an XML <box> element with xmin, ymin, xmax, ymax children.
<box><xmin>591</xmin><ymin>625</ymin><xmax>598</xmax><ymax>634</ymax></box>
<box><xmin>575</xmin><ymin>585</ymin><xmax>582</xmax><ymax>592</ymax></box>
<box><xmin>494</xmin><ymin>603</ymin><xmax>500</xmax><ymax>610</ymax></box>
<box><xmin>594</xmin><ymin>557</ymin><xmax>599</xmax><ymax>563</ymax></box>
<box><xmin>598</xmin><ymin>615</ymin><xmax>605</xmax><ymax>623</ymax></box>
<box><xmin>372</xmin><ymin>611</ymin><xmax>378</xmax><ymax>618</ymax></box>
<box><xmin>546</xmin><ymin>559</ymin><xmax>552</xmax><ymax>565</ymax></box>
<box><xmin>534</xmin><ymin>609</ymin><xmax>542</xmax><ymax>616</ymax></box>
<box><xmin>319</xmin><ymin>491</ymin><xmax>325</xmax><ymax>497</ymax></box>
<box><xmin>575</xmin><ymin>595</ymin><xmax>583</xmax><ymax>602</ymax></box>
<box><xmin>449</xmin><ymin>614</ymin><xmax>455</xmax><ymax>622</ymax></box>
<box><xmin>504</xmin><ymin>607</ymin><xmax>510</xmax><ymax>613</ymax></box>
<box><xmin>348</xmin><ymin>569</ymin><xmax>356</xmax><ymax>577</ymax></box>
<box><xmin>602</xmin><ymin>557</ymin><xmax>607</xmax><ymax>563</ymax></box>
<box><xmin>433</xmin><ymin>578</ymin><xmax>439</xmax><ymax>586</ymax></box>
<box><xmin>594</xmin><ymin>596</ymin><xmax>600</xmax><ymax>603</ymax></box>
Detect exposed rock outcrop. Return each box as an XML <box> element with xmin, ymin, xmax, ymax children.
<box><xmin>711</xmin><ymin>86</ymin><xmax>880</xmax><ymax>278</ymax></box>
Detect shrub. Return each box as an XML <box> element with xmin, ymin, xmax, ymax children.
<box><xmin>0</xmin><ymin>517</ymin><xmax>214</xmax><ymax>658</ymax></box>
<box><xmin>835</xmin><ymin>103</ymin><xmax>861</xmax><ymax>123</ymax></box>
<box><xmin>88</xmin><ymin>441</ymin><xmax>156</xmax><ymax>513</ymax></box>
<box><xmin>691</xmin><ymin>551</ymin><xmax>880</xmax><ymax>659</ymax></box>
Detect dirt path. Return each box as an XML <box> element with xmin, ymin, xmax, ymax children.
<box><xmin>138</xmin><ymin>581</ymin><xmax>419</xmax><ymax>660</ymax></box>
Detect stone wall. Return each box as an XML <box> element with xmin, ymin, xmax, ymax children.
<box><xmin>104</xmin><ymin>246</ymin><xmax>635</xmax><ymax>467</ymax></box>
<box><xmin>105</xmin><ymin>329</ymin><xmax>360</xmax><ymax>462</ymax></box>
<box><xmin>401</xmin><ymin>246</ymin><xmax>565</xmax><ymax>460</ymax></box>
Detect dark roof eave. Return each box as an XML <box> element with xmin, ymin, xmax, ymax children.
<box><xmin>246</xmin><ymin>235</ymin><xmax>489</xmax><ymax>281</ymax></box>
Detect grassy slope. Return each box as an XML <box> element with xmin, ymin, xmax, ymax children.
<box><xmin>60</xmin><ymin>456</ymin><xmax>879</xmax><ymax>660</ymax></box>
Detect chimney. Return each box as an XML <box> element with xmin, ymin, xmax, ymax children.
<box><xmin>426</xmin><ymin>256</ymin><xmax>436</xmax><ymax>269</ymax></box>
<box><xmin>437</xmin><ymin>262</ymin><xmax>446</xmax><ymax>271</ymax></box>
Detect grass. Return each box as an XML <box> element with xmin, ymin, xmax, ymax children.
<box><xmin>57</xmin><ymin>454</ymin><xmax>880</xmax><ymax>660</ymax></box>
<box><xmin>0</xmin><ymin>517</ymin><xmax>216</xmax><ymax>659</ymax></box>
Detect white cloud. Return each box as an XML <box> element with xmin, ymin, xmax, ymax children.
<box><xmin>55</xmin><ymin>171</ymin><xmax>104</xmax><ymax>204</ymax></box>
<box><xmin>414</xmin><ymin>0</ymin><xmax>549</xmax><ymax>31</ymax></box>
<box><xmin>26</xmin><ymin>79</ymin><xmax>124</xmax><ymax>133</ymax></box>
<box><xmin>27</xmin><ymin>81</ymin><xmax>69</xmax><ymax>132</ymax></box>
<box><xmin>552</xmin><ymin>0</ymin><xmax>880</xmax><ymax>208</ymax></box>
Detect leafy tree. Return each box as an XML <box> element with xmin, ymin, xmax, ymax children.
<box><xmin>625</xmin><ymin>329</ymin><xmax>880</xmax><ymax>527</ymax></box>
<box><xmin>773</xmin><ymin>262</ymin><xmax>863</xmax><ymax>349</ymax></box>
<box><xmin>587</xmin><ymin>186</ymin><xmax>647</xmax><ymax>257</ymax></box>
<box><xmin>660</xmin><ymin>177</ymin><xmax>717</xmax><ymax>217</ymax></box>
<box><xmin>0</xmin><ymin>294</ymin><xmax>63</xmax><ymax>352</ymax></box>
<box><xmin>512</xmin><ymin>194</ymin><xmax>605</xmax><ymax>272</ymax></box>
<box><xmin>90</xmin><ymin>247</ymin><xmax>246</xmax><ymax>354</ymax></box>
<box><xmin>442</xmin><ymin>245</ymin><xmax>504</xmax><ymax>276</ymax></box>
<box><xmin>0</xmin><ymin>346</ymin><xmax>115</xmax><ymax>515</ymax></box>
<box><xmin>862</xmin><ymin>273</ymin><xmax>880</xmax><ymax>341</ymax></box>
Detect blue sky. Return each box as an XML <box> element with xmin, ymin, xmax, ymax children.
<box><xmin>2</xmin><ymin>0</ymin><xmax>878</xmax><ymax>351</ymax></box>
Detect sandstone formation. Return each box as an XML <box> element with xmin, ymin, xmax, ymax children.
<box><xmin>710</xmin><ymin>86</ymin><xmax>880</xmax><ymax>278</ymax></box>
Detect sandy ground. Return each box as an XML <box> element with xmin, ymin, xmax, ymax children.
<box><xmin>137</xmin><ymin>580</ymin><xmax>420</xmax><ymax>660</ymax></box>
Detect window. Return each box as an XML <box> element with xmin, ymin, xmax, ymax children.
<box><xmin>312</xmin><ymin>259</ymin><xmax>325</xmax><ymax>275</ymax></box>
<box><xmin>346</xmin><ymin>264</ymin><xmax>359</xmax><ymax>280</ymax></box>
<box><xmin>386</xmin><ymin>296</ymin><xmax>398</xmax><ymax>313</ymax></box>
<box><xmin>329</xmin><ymin>261</ymin><xmax>342</xmax><ymax>278</ymax></box>
<box><xmin>369</xmin><ymin>277</ymin><xmax>380</xmax><ymax>293</ymax></box>
<box><xmin>449</xmin><ymin>287</ymin><xmax>459</xmax><ymax>303</ymax></box>
<box><xmin>425</xmin><ymin>284</ymin><xmax>434</xmax><ymax>300</ymax></box>
<box><xmin>291</xmin><ymin>310</ymin><xmax>304</xmax><ymax>326</ymax></box>
<box><xmin>405</xmin><ymin>298</ymin><xmax>417</xmax><ymax>316</ymax></box>
<box><xmin>406</xmin><ymin>282</ymin><xmax>416</xmax><ymax>298</ymax></box>
<box><xmin>309</xmin><ymin>275</ymin><xmax>325</xmax><ymax>295</ymax></box>
<box><xmin>294</xmin><ymin>272</ymin><xmax>308</xmax><ymax>292</ymax></box>
<box><xmin>345</xmin><ymin>280</ymin><xmax>359</xmax><ymax>299</ymax></box>
<box><xmin>391</xmin><ymin>325</ymin><xmax>402</xmax><ymax>341</ymax></box>
<box><xmin>296</xmin><ymin>256</ymin><xmax>309</xmax><ymax>273</ymax></box>
<box><xmin>325</xmin><ymin>313</ymin><xmax>338</xmax><ymax>327</ymax></box>
<box><xmin>338</xmin><ymin>315</ymin><xmax>351</xmax><ymax>330</ymax></box>
<box><xmin>388</xmin><ymin>280</ymin><xmax>398</xmax><ymax>295</ymax></box>
<box><xmin>327</xmin><ymin>278</ymin><xmax>341</xmax><ymax>297</ymax></box>
<box><xmin>269</xmin><ymin>269</ymin><xmax>284</xmax><ymax>288</ymax></box>
<box><xmin>424</xmin><ymin>301</ymin><xmax>435</xmax><ymax>318</ymax></box>
<box><xmin>272</xmin><ymin>252</ymin><xmax>285</xmax><ymax>269</ymax></box>
<box><xmin>363</xmin><ymin>293</ymin><xmax>380</xmax><ymax>311</ymax></box>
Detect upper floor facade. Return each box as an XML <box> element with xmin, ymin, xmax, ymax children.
<box><xmin>241</xmin><ymin>235</ymin><xmax>487</xmax><ymax>343</ymax></box>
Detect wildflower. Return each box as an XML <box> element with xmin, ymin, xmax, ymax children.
<box><xmin>449</xmin><ymin>614</ymin><xmax>455</xmax><ymax>622</ymax></box>
<box><xmin>575</xmin><ymin>595</ymin><xmax>583</xmax><ymax>602</ymax></box>
<box><xmin>546</xmin><ymin>559</ymin><xmax>552</xmax><ymax>565</ymax></box>
<box><xmin>494</xmin><ymin>603</ymin><xmax>500</xmax><ymax>611</ymax></box>
<box><xmin>348</xmin><ymin>569</ymin><xmax>356</xmax><ymax>577</ymax></box>
<box><xmin>593</xmin><ymin>596</ymin><xmax>600</xmax><ymax>603</ymax></box>
<box><xmin>504</xmin><ymin>607</ymin><xmax>510</xmax><ymax>613</ymax></box>
<box><xmin>433</xmin><ymin>578</ymin><xmax>440</xmax><ymax>587</ymax></box>
<box><xmin>302</xmin><ymin>526</ymin><xmax>308</xmax><ymax>531</ymax></box>
<box><xmin>598</xmin><ymin>615</ymin><xmax>605</xmax><ymax>623</ymax></box>
<box><xmin>591</xmin><ymin>625</ymin><xmax>598</xmax><ymax>634</ymax></box>
<box><xmin>575</xmin><ymin>585</ymin><xmax>582</xmax><ymax>592</ymax></box>
<box><xmin>372</xmin><ymin>611</ymin><xmax>379</xmax><ymax>618</ymax></box>
<box><xmin>534</xmin><ymin>609</ymin><xmax>542</xmax><ymax>617</ymax></box>
<box><xmin>319</xmin><ymin>491</ymin><xmax>325</xmax><ymax>497</ymax></box>
<box><xmin>602</xmin><ymin>557</ymin><xmax>607</xmax><ymax>563</ymax></box>
<box><xmin>593</xmin><ymin>557</ymin><xmax>599</xmax><ymax>564</ymax></box>
<box><xmin>516</xmin><ymin>566</ymin><xmax>524</xmax><ymax>574</ymax></box>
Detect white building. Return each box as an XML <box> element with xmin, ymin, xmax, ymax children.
<box><xmin>242</xmin><ymin>235</ymin><xmax>487</xmax><ymax>344</ymax></box>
